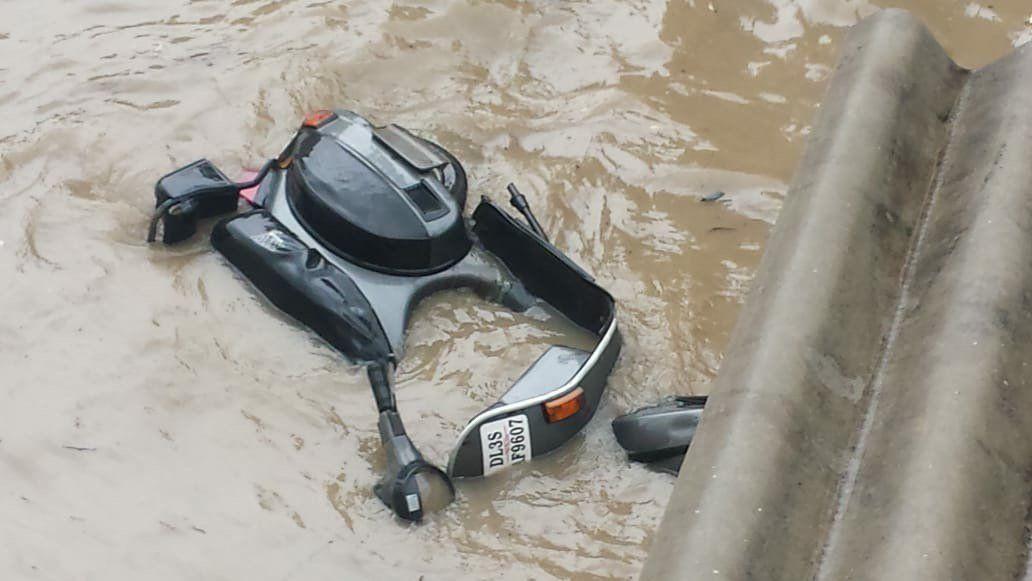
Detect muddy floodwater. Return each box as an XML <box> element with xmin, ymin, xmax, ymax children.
<box><xmin>1</xmin><ymin>1</ymin><xmax>1029</xmax><ymax>579</ymax></box>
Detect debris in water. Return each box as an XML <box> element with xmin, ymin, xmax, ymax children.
<box><xmin>63</xmin><ymin>445</ymin><xmax>97</xmax><ymax>452</ymax></box>
<box><xmin>702</xmin><ymin>191</ymin><xmax>726</xmax><ymax>202</ymax></box>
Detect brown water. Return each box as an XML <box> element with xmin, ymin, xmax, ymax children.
<box><xmin>1</xmin><ymin>1</ymin><xmax>1028</xmax><ymax>579</ymax></box>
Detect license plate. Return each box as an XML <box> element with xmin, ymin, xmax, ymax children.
<box><xmin>479</xmin><ymin>414</ymin><xmax>532</xmax><ymax>476</ymax></box>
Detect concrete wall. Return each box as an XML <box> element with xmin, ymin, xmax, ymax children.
<box><xmin>643</xmin><ymin>9</ymin><xmax>1032</xmax><ymax>580</ymax></box>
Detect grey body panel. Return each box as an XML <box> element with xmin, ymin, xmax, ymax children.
<box><xmin>644</xmin><ymin>9</ymin><xmax>1032</xmax><ymax>581</ymax></box>
<box><xmin>500</xmin><ymin>346</ymin><xmax>589</xmax><ymax>405</ymax></box>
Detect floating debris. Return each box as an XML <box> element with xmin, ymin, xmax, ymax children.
<box><xmin>701</xmin><ymin>191</ymin><xmax>726</xmax><ymax>202</ymax></box>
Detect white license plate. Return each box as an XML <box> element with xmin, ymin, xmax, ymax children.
<box><xmin>479</xmin><ymin>414</ymin><xmax>532</xmax><ymax>476</ymax></box>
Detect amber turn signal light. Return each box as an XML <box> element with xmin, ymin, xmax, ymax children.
<box><xmin>543</xmin><ymin>388</ymin><xmax>585</xmax><ymax>423</ymax></box>
<box><xmin>303</xmin><ymin>109</ymin><xmax>336</xmax><ymax>128</ymax></box>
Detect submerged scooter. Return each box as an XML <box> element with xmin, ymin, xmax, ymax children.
<box><xmin>147</xmin><ymin>110</ymin><xmax>621</xmax><ymax>521</ymax></box>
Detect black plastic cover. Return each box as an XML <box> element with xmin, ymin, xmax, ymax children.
<box><xmin>211</xmin><ymin>210</ymin><xmax>392</xmax><ymax>364</ymax></box>
<box><xmin>154</xmin><ymin>159</ymin><xmax>239</xmax><ymax>244</ymax></box>
<box><xmin>472</xmin><ymin>200</ymin><xmax>614</xmax><ymax>335</ymax></box>
<box><xmin>612</xmin><ymin>395</ymin><xmax>707</xmax><ymax>470</ymax></box>
<box><xmin>285</xmin><ymin>129</ymin><xmax>471</xmax><ymax>275</ymax></box>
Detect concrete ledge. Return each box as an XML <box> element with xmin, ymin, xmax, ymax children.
<box><xmin>643</xmin><ymin>9</ymin><xmax>1032</xmax><ymax>580</ymax></box>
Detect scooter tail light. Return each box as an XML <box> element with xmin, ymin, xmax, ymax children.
<box><xmin>543</xmin><ymin>388</ymin><xmax>585</xmax><ymax>423</ymax></box>
<box><xmin>303</xmin><ymin>109</ymin><xmax>336</xmax><ymax>128</ymax></box>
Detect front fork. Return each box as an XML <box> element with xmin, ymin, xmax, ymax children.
<box><xmin>367</xmin><ymin>363</ymin><xmax>454</xmax><ymax>521</ymax></box>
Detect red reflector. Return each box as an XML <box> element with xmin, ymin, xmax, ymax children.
<box><xmin>543</xmin><ymin>388</ymin><xmax>585</xmax><ymax>423</ymax></box>
<box><xmin>237</xmin><ymin>168</ymin><xmax>260</xmax><ymax>203</ymax></box>
<box><xmin>303</xmin><ymin>109</ymin><xmax>336</xmax><ymax>128</ymax></box>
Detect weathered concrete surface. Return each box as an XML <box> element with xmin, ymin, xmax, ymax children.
<box><xmin>643</xmin><ymin>9</ymin><xmax>1032</xmax><ymax>581</ymax></box>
